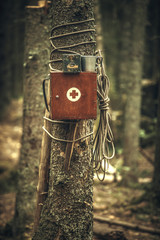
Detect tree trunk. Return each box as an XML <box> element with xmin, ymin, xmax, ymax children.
<box><xmin>123</xmin><ymin>0</ymin><xmax>149</xmax><ymax>183</ymax></box>
<box><xmin>118</xmin><ymin>1</ymin><xmax>132</xmax><ymax>101</ymax></box>
<box><xmin>13</xmin><ymin>6</ymin><xmax>50</xmax><ymax>238</ymax></box>
<box><xmin>33</xmin><ymin>0</ymin><xmax>96</xmax><ymax>239</ymax></box>
<box><xmin>114</xmin><ymin>1</ymin><xmax>132</xmax><ymax>151</ymax></box>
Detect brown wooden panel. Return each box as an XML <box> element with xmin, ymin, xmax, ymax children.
<box><xmin>50</xmin><ymin>72</ymin><xmax>97</xmax><ymax>120</ymax></box>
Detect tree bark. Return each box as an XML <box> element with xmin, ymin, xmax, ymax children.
<box><xmin>13</xmin><ymin>6</ymin><xmax>50</xmax><ymax>238</ymax></box>
<box><xmin>33</xmin><ymin>0</ymin><xmax>96</xmax><ymax>239</ymax></box>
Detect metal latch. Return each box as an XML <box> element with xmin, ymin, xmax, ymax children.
<box><xmin>63</xmin><ymin>54</ymin><xmax>81</xmax><ymax>73</ymax></box>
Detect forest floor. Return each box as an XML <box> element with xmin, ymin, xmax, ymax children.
<box><xmin>0</xmin><ymin>99</ymin><xmax>160</xmax><ymax>240</ymax></box>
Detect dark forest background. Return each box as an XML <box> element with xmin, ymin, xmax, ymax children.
<box><xmin>0</xmin><ymin>0</ymin><xmax>160</xmax><ymax>239</ymax></box>
<box><xmin>0</xmin><ymin>0</ymin><xmax>159</xmax><ymax>152</ymax></box>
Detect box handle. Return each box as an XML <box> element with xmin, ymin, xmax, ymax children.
<box><xmin>42</xmin><ymin>77</ymin><xmax>50</xmax><ymax>112</ymax></box>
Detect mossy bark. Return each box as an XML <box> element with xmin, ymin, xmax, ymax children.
<box><xmin>33</xmin><ymin>0</ymin><xmax>95</xmax><ymax>239</ymax></box>
<box><xmin>13</xmin><ymin>7</ymin><xmax>50</xmax><ymax>239</ymax></box>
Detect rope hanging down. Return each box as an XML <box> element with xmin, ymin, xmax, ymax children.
<box><xmin>93</xmin><ymin>50</ymin><xmax>115</xmax><ymax>181</ymax></box>
<box><xmin>42</xmin><ymin>18</ymin><xmax>115</xmax><ymax>180</ymax></box>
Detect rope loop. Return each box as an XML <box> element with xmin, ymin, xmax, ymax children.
<box><xmin>49</xmin><ymin>18</ymin><xmax>96</xmax><ymax>71</ymax></box>
<box><xmin>99</xmin><ymin>96</ymin><xmax>110</xmax><ymax>111</ymax></box>
<box><xmin>93</xmin><ymin>50</ymin><xmax>115</xmax><ymax>181</ymax></box>
<box><xmin>42</xmin><ymin>119</ymin><xmax>93</xmax><ymax>143</ymax></box>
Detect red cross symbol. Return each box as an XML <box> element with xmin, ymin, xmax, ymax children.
<box><xmin>67</xmin><ymin>87</ymin><xmax>81</xmax><ymax>102</ymax></box>
<box><xmin>70</xmin><ymin>89</ymin><xmax>78</xmax><ymax>99</ymax></box>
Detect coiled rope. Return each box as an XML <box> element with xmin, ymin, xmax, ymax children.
<box><xmin>93</xmin><ymin>50</ymin><xmax>115</xmax><ymax>181</ymax></box>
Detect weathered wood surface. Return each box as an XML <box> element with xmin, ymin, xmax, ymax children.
<box><xmin>34</xmin><ymin>110</ymin><xmax>51</xmax><ymax>232</ymax></box>
<box><xmin>64</xmin><ymin>122</ymin><xmax>78</xmax><ymax>171</ymax></box>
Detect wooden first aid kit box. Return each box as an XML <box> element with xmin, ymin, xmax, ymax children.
<box><xmin>50</xmin><ymin>72</ymin><xmax>97</xmax><ymax>120</ymax></box>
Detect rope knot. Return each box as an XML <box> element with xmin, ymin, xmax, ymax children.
<box><xmin>99</xmin><ymin>96</ymin><xmax>110</xmax><ymax>111</ymax></box>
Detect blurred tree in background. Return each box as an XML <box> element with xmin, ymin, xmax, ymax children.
<box><xmin>122</xmin><ymin>0</ymin><xmax>149</xmax><ymax>183</ymax></box>
<box><xmin>153</xmin><ymin>74</ymin><xmax>160</xmax><ymax>204</ymax></box>
<box><xmin>151</xmin><ymin>0</ymin><xmax>160</xmax><ymax>204</ymax></box>
<box><xmin>0</xmin><ymin>0</ymin><xmax>25</xmax><ymax>119</ymax></box>
<box><xmin>12</xmin><ymin>1</ymin><xmax>51</xmax><ymax>239</ymax></box>
<box><xmin>99</xmin><ymin>0</ymin><xmax>159</xmax><ymax>185</ymax></box>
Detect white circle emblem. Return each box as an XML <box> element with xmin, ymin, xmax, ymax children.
<box><xmin>66</xmin><ymin>87</ymin><xmax>81</xmax><ymax>102</ymax></box>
